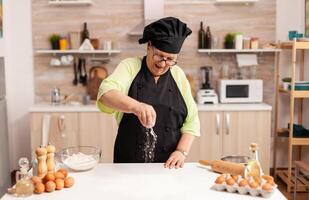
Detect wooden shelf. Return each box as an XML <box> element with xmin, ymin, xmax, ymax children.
<box><xmin>36</xmin><ymin>49</ymin><xmax>121</xmax><ymax>56</ymax></box>
<box><xmin>277</xmin><ymin>170</ymin><xmax>308</xmax><ymax>192</ymax></box>
<box><xmin>48</xmin><ymin>0</ymin><xmax>93</xmax><ymax>6</ymax></box>
<box><xmin>197</xmin><ymin>48</ymin><xmax>280</xmax><ymax>54</ymax></box>
<box><xmin>280</xmin><ymin>41</ymin><xmax>309</xmax><ymax>50</ymax></box>
<box><xmin>277</xmin><ymin>128</ymin><xmax>289</xmax><ymax>137</ymax></box>
<box><xmin>274</xmin><ymin>39</ymin><xmax>309</xmax><ymax>192</ymax></box>
<box><xmin>279</xmin><ymin>87</ymin><xmax>309</xmax><ymax>98</ymax></box>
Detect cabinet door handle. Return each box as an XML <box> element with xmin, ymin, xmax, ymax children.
<box><xmin>216</xmin><ymin>113</ymin><xmax>220</xmax><ymax>135</ymax></box>
<box><xmin>225</xmin><ymin>113</ymin><xmax>230</xmax><ymax>135</ymax></box>
<box><xmin>58</xmin><ymin>115</ymin><xmax>66</xmax><ymax>138</ymax></box>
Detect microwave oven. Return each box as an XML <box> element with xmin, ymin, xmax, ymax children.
<box><xmin>218</xmin><ymin>79</ymin><xmax>263</xmax><ymax>103</ymax></box>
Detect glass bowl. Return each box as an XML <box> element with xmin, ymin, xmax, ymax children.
<box><xmin>221</xmin><ymin>155</ymin><xmax>249</xmax><ymax>165</ymax></box>
<box><xmin>60</xmin><ymin>146</ymin><xmax>101</xmax><ymax>171</ymax></box>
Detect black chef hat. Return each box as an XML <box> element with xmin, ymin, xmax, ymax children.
<box><xmin>138</xmin><ymin>17</ymin><xmax>192</xmax><ymax>54</ymax></box>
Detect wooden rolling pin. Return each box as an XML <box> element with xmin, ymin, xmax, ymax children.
<box><xmin>199</xmin><ymin>160</ymin><xmax>245</xmax><ymax>176</ymax></box>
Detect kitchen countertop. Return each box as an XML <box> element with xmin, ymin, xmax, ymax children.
<box><xmin>29</xmin><ymin>103</ymin><xmax>272</xmax><ymax>112</ymax></box>
<box><xmin>1</xmin><ymin>163</ymin><xmax>286</xmax><ymax>200</ymax></box>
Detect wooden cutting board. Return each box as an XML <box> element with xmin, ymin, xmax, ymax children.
<box><xmin>87</xmin><ymin>66</ymin><xmax>108</xmax><ymax>100</ymax></box>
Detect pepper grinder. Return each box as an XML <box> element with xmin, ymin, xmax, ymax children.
<box><xmin>46</xmin><ymin>144</ymin><xmax>56</xmax><ymax>173</ymax></box>
<box><xmin>35</xmin><ymin>146</ymin><xmax>47</xmax><ymax>178</ymax></box>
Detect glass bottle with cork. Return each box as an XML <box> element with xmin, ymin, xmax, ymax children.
<box><xmin>198</xmin><ymin>21</ymin><xmax>205</xmax><ymax>49</ymax></box>
<box><xmin>15</xmin><ymin>157</ymin><xmax>34</xmax><ymax>197</ymax></box>
<box><xmin>205</xmin><ymin>26</ymin><xmax>212</xmax><ymax>49</ymax></box>
<box><xmin>245</xmin><ymin>143</ymin><xmax>263</xmax><ymax>178</ymax></box>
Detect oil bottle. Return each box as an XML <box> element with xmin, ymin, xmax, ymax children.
<box><xmin>245</xmin><ymin>143</ymin><xmax>263</xmax><ymax>178</ymax></box>
<box><xmin>15</xmin><ymin>157</ymin><xmax>34</xmax><ymax>197</ymax></box>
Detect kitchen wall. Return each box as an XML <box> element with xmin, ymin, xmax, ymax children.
<box><xmin>2</xmin><ymin>0</ymin><xmax>34</xmax><ymax>170</ymax></box>
<box><xmin>32</xmin><ymin>0</ymin><xmax>276</xmax><ymax>104</ymax></box>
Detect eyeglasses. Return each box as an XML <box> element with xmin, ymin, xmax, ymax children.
<box><xmin>151</xmin><ymin>46</ymin><xmax>177</xmax><ymax>66</ymax></box>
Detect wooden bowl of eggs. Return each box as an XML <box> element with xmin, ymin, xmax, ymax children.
<box><xmin>212</xmin><ymin>174</ymin><xmax>277</xmax><ymax>198</ymax></box>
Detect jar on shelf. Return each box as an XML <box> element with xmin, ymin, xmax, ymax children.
<box><xmin>250</xmin><ymin>37</ymin><xmax>259</xmax><ymax>49</ymax></box>
<box><xmin>59</xmin><ymin>35</ymin><xmax>68</xmax><ymax>50</ymax></box>
<box><xmin>235</xmin><ymin>33</ymin><xmax>243</xmax><ymax>50</ymax></box>
<box><xmin>243</xmin><ymin>37</ymin><xmax>251</xmax><ymax>49</ymax></box>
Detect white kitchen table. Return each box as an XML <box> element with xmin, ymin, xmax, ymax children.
<box><xmin>1</xmin><ymin>163</ymin><xmax>286</xmax><ymax>200</ymax></box>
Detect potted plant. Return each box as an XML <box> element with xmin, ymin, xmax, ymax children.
<box><xmin>224</xmin><ymin>33</ymin><xmax>235</xmax><ymax>49</ymax></box>
<box><xmin>282</xmin><ymin>77</ymin><xmax>291</xmax><ymax>90</ymax></box>
<box><xmin>50</xmin><ymin>34</ymin><xmax>60</xmax><ymax>50</ymax></box>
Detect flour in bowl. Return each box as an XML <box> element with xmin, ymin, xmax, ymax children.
<box><xmin>63</xmin><ymin>152</ymin><xmax>98</xmax><ymax>171</ymax></box>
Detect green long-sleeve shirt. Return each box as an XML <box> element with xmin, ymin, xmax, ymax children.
<box><xmin>97</xmin><ymin>57</ymin><xmax>200</xmax><ymax>137</ymax></box>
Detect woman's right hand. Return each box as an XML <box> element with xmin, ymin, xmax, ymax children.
<box><xmin>132</xmin><ymin>102</ymin><xmax>156</xmax><ymax>128</ymax></box>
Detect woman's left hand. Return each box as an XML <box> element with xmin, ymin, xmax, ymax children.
<box><xmin>164</xmin><ymin>150</ymin><xmax>186</xmax><ymax>169</ymax></box>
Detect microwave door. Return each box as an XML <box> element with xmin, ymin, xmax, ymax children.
<box><xmin>226</xmin><ymin>85</ymin><xmax>249</xmax><ymax>98</ymax></box>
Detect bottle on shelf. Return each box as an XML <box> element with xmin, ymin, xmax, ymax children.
<box><xmin>205</xmin><ymin>26</ymin><xmax>212</xmax><ymax>49</ymax></box>
<box><xmin>198</xmin><ymin>21</ymin><xmax>205</xmax><ymax>49</ymax></box>
<box><xmin>15</xmin><ymin>157</ymin><xmax>34</xmax><ymax>197</ymax></box>
<box><xmin>245</xmin><ymin>143</ymin><xmax>263</xmax><ymax>178</ymax></box>
<box><xmin>81</xmin><ymin>22</ymin><xmax>90</xmax><ymax>44</ymax></box>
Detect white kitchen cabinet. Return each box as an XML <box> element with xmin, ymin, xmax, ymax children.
<box><xmin>30</xmin><ymin>112</ymin><xmax>118</xmax><ymax>163</ymax></box>
<box><xmin>187</xmin><ymin>111</ymin><xmax>271</xmax><ymax>174</ymax></box>
<box><xmin>31</xmin><ymin>112</ymin><xmax>79</xmax><ymax>152</ymax></box>
<box><xmin>78</xmin><ymin>113</ymin><xmax>118</xmax><ymax>163</ymax></box>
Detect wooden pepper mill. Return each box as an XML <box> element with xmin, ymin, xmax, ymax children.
<box><xmin>46</xmin><ymin>144</ymin><xmax>56</xmax><ymax>173</ymax></box>
<box><xmin>35</xmin><ymin>146</ymin><xmax>47</xmax><ymax>178</ymax></box>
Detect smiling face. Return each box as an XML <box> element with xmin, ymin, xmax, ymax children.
<box><xmin>146</xmin><ymin>42</ymin><xmax>178</xmax><ymax>78</ymax></box>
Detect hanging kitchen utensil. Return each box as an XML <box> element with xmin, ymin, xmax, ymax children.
<box><xmin>87</xmin><ymin>66</ymin><xmax>108</xmax><ymax>100</ymax></box>
<box><xmin>78</xmin><ymin>58</ymin><xmax>83</xmax><ymax>84</ymax></box>
<box><xmin>82</xmin><ymin>59</ymin><xmax>88</xmax><ymax>86</ymax></box>
<box><xmin>72</xmin><ymin>58</ymin><xmax>78</xmax><ymax>86</ymax></box>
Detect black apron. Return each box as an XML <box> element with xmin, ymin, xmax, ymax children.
<box><xmin>114</xmin><ymin>57</ymin><xmax>188</xmax><ymax>163</ymax></box>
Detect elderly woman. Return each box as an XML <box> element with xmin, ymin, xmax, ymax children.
<box><xmin>97</xmin><ymin>17</ymin><xmax>200</xmax><ymax>169</ymax></box>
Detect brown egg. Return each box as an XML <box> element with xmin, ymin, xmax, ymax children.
<box><xmin>253</xmin><ymin>176</ymin><xmax>261</xmax><ymax>185</ymax></box>
<box><xmin>34</xmin><ymin>182</ymin><xmax>45</xmax><ymax>194</ymax></box>
<box><xmin>45</xmin><ymin>181</ymin><xmax>56</xmax><ymax>192</ymax></box>
<box><xmin>262</xmin><ymin>183</ymin><xmax>273</xmax><ymax>191</ymax></box>
<box><xmin>238</xmin><ymin>179</ymin><xmax>249</xmax><ymax>187</ymax></box>
<box><xmin>57</xmin><ymin>168</ymin><xmax>68</xmax><ymax>178</ymax></box>
<box><xmin>55</xmin><ymin>179</ymin><xmax>64</xmax><ymax>190</ymax></box>
<box><xmin>262</xmin><ymin>175</ymin><xmax>274</xmax><ymax>182</ymax></box>
<box><xmin>64</xmin><ymin>177</ymin><xmax>75</xmax><ymax>188</ymax></box>
<box><xmin>267</xmin><ymin>179</ymin><xmax>276</xmax><ymax>186</ymax></box>
<box><xmin>249</xmin><ymin>181</ymin><xmax>259</xmax><ymax>189</ymax></box>
<box><xmin>231</xmin><ymin>175</ymin><xmax>238</xmax><ymax>181</ymax></box>
<box><xmin>226</xmin><ymin>178</ymin><xmax>235</xmax><ymax>186</ymax></box>
<box><xmin>54</xmin><ymin>172</ymin><xmax>65</xmax><ymax>180</ymax></box>
<box><xmin>44</xmin><ymin>173</ymin><xmax>55</xmax><ymax>183</ymax></box>
<box><xmin>31</xmin><ymin>176</ymin><xmax>42</xmax><ymax>184</ymax></box>
<box><xmin>215</xmin><ymin>176</ymin><xmax>225</xmax><ymax>184</ymax></box>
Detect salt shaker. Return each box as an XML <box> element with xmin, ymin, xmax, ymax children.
<box><xmin>35</xmin><ymin>146</ymin><xmax>47</xmax><ymax>178</ymax></box>
<box><xmin>46</xmin><ymin>144</ymin><xmax>56</xmax><ymax>173</ymax></box>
